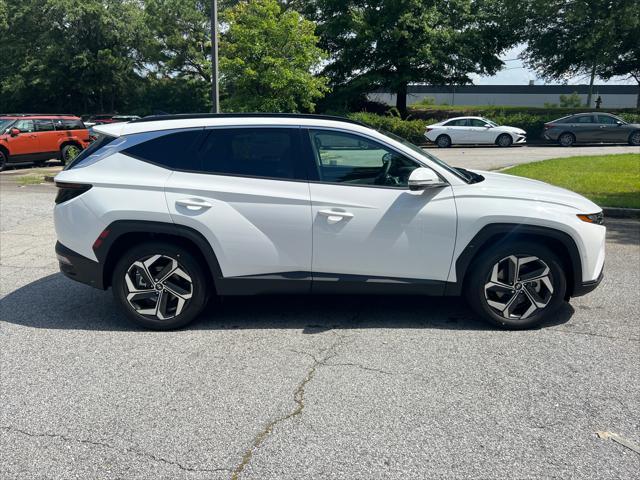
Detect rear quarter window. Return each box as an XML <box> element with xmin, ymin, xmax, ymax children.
<box><xmin>122</xmin><ymin>130</ymin><xmax>205</xmax><ymax>170</ymax></box>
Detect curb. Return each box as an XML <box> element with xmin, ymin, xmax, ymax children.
<box><xmin>603</xmin><ymin>207</ymin><xmax>640</xmax><ymax>219</ymax></box>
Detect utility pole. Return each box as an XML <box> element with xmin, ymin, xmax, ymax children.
<box><xmin>210</xmin><ymin>0</ymin><xmax>220</xmax><ymax>113</ymax></box>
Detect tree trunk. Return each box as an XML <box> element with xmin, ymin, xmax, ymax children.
<box><xmin>395</xmin><ymin>82</ymin><xmax>408</xmax><ymax>116</ymax></box>
<box><xmin>210</xmin><ymin>0</ymin><xmax>220</xmax><ymax>113</ymax></box>
<box><xmin>637</xmin><ymin>81</ymin><xmax>640</xmax><ymax>109</ymax></box>
<box><xmin>586</xmin><ymin>64</ymin><xmax>596</xmax><ymax>107</ymax></box>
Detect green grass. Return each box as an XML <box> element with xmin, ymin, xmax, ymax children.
<box><xmin>503</xmin><ymin>154</ymin><xmax>640</xmax><ymax>209</ymax></box>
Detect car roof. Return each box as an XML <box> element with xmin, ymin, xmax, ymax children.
<box><xmin>94</xmin><ymin>113</ymin><xmax>370</xmax><ymax>137</ymax></box>
<box><xmin>443</xmin><ymin>116</ymin><xmax>486</xmax><ymax>121</ymax></box>
<box><xmin>0</xmin><ymin>114</ymin><xmax>80</xmax><ymax>120</ymax></box>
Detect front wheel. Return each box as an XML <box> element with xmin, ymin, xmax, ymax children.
<box><xmin>629</xmin><ymin>130</ymin><xmax>640</xmax><ymax>146</ymax></box>
<box><xmin>0</xmin><ymin>150</ymin><xmax>7</xmax><ymax>172</ymax></box>
<box><xmin>112</xmin><ymin>242</ymin><xmax>209</xmax><ymax>330</ymax></box>
<box><xmin>465</xmin><ymin>242</ymin><xmax>567</xmax><ymax>329</ymax></box>
<box><xmin>497</xmin><ymin>133</ymin><xmax>513</xmax><ymax>147</ymax></box>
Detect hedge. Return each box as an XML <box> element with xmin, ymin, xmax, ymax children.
<box><xmin>348</xmin><ymin>110</ymin><xmax>640</xmax><ymax>145</ymax></box>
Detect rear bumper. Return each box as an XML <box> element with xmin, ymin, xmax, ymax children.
<box><xmin>572</xmin><ymin>269</ymin><xmax>604</xmax><ymax>297</ymax></box>
<box><xmin>56</xmin><ymin>241</ymin><xmax>105</xmax><ymax>289</ymax></box>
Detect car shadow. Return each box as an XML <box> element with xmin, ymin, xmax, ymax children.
<box><xmin>0</xmin><ymin>273</ymin><xmax>574</xmax><ymax>333</ymax></box>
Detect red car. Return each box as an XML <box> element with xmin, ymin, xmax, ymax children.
<box><xmin>0</xmin><ymin>114</ymin><xmax>91</xmax><ymax>170</ymax></box>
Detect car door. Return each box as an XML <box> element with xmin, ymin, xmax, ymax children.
<box><xmin>467</xmin><ymin>118</ymin><xmax>493</xmax><ymax>143</ymax></box>
<box><xmin>5</xmin><ymin>120</ymin><xmax>39</xmax><ymax>158</ymax></box>
<box><xmin>572</xmin><ymin>114</ymin><xmax>598</xmax><ymax>142</ymax></box>
<box><xmin>305</xmin><ymin>128</ymin><xmax>457</xmax><ymax>293</ymax></box>
<box><xmin>33</xmin><ymin>119</ymin><xmax>58</xmax><ymax>156</ymax></box>
<box><xmin>595</xmin><ymin>114</ymin><xmax>626</xmax><ymax>143</ymax></box>
<box><xmin>160</xmin><ymin>127</ymin><xmax>313</xmax><ymax>292</ymax></box>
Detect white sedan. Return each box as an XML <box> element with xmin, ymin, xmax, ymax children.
<box><xmin>425</xmin><ymin>116</ymin><xmax>527</xmax><ymax>147</ymax></box>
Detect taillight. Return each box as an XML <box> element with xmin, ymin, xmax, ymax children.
<box><xmin>426</xmin><ymin>127</ymin><xmax>433</xmax><ymax>132</ymax></box>
<box><xmin>54</xmin><ymin>182</ymin><xmax>92</xmax><ymax>204</ymax></box>
<box><xmin>543</xmin><ymin>123</ymin><xmax>552</xmax><ymax>130</ymax></box>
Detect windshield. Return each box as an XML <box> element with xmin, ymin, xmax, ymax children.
<box><xmin>0</xmin><ymin>118</ymin><xmax>16</xmax><ymax>133</ymax></box>
<box><xmin>379</xmin><ymin>129</ymin><xmax>475</xmax><ymax>183</ymax></box>
<box><xmin>482</xmin><ymin>118</ymin><xmax>499</xmax><ymax>127</ymax></box>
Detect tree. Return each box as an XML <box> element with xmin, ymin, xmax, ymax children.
<box><xmin>597</xmin><ymin>3</ymin><xmax>640</xmax><ymax>108</ymax></box>
<box><xmin>296</xmin><ymin>0</ymin><xmax>518</xmax><ymax>114</ymax></box>
<box><xmin>0</xmin><ymin>0</ymin><xmax>149</xmax><ymax>113</ymax></box>
<box><xmin>521</xmin><ymin>0</ymin><xmax>640</xmax><ymax>107</ymax></box>
<box><xmin>220</xmin><ymin>0</ymin><xmax>329</xmax><ymax>112</ymax></box>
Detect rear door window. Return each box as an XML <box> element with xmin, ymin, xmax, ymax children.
<box><xmin>35</xmin><ymin>119</ymin><xmax>55</xmax><ymax>131</ymax></box>
<box><xmin>575</xmin><ymin>115</ymin><xmax>595</xmax><ymax>124</ymax></box>
<box><xmin>199</xmin><ymin>128</ymin><xmax>305</xmax><ymax>180</ymax></box>
<box><xmin>444</xmin><ymin>119</ymin><xmax>468</xmax><ymax>127</ymax></box>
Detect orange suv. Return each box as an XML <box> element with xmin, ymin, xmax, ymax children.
<box><xmin>0</xmin><ymin>114</ymin><xmax>91</xmax><ymax>171</ymax></box>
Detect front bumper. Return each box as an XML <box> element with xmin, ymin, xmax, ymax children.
<box><xmin>572</xmin><ymin>269</ymin><xmax>604</xmax><ymax>297</ymax></box>
<box><xmin>56</xmin><ymin>241</ymin><xmax>105</xmax><ymax>289</ymax></box>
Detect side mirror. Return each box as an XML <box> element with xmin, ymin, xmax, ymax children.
<box><xmin>484</xmin><ymin>124</ymin><xmax>492</xmax><ymax>128</ymax></box>
<box><xmin>408</xmin><ymin>167</ymin><xmax>448</xmax><ymax>191</ymax></box>
<box><xmin>616</xmin><ymin>121</ymin><xmax>624</xmax><ymax>126</ymax></box>
<box><xmin>10</xmin><ymin>128</ymin><xmax>21</xmax><ymax>137</ymax></box>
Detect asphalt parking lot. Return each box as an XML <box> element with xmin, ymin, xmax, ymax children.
<box><xmin>1</xmin><ymin>180</ymin><xmax>639</xmax><ymax>479</ymax></box>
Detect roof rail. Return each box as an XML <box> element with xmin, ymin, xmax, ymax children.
<box><xmin>130</xmin><ymin>112</ymin><xmax>367</xmax><ymax>127</ymax></box>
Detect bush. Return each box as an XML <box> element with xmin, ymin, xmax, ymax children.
<box><xmin>347</xmin><ymin>112</ymin><xmax>428</xmax><ymax>144</ymax></box>
<box><xmin>559</xmin><ymin>92</ymin><xmax>583</xmax><ymax>108</ymax></box>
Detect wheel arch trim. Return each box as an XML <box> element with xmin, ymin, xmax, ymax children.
<box><xmin>95</xmin><ymin>220</ymin><xmax>223</xmax><ymax>289</ymax></box>
<box><xmin>446</xmin><ymin>223</ymin><xmax>582</xmax><ymax>297</ymax></box>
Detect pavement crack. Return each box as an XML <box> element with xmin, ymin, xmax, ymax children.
<box><xmin>323</xmin><ymin>361</ymin><xmax>393</xmax><ymax>375</ymax></box>
<box><xmin>0</xmin><ymin>425</ymin><xmax>230</xmax><ymax>473</ymax></box>
<box><xmin>232</xmin><ymin>338</ymin><xmax>346</xmax><ymax>479</ymax></box>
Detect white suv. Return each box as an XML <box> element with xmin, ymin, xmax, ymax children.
<box><xmin>54</xmin><ymin>114</ymin><xmax>605</xmax><ymax>330</ymax></box>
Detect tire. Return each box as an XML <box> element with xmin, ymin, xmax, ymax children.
<box><xmin>60</xmin><ymin>143</ymin><xmax>81</xmax><ymax>165</ymax></box>
<box><xmin>0</xmin><ymin>149</ymin><xmax>7</xmax><ymax>172</ymax></box>
<box><xmin>496</xmin><ymin>133</ymin><xmax>513</xmax><ymax>147</ymax></box>
<box><xmin>629</xmin><ymin>130</ymin><xmax>640</xmax><ymax>146</ymax></box>
<box><xmin>465</xmin><ymin>241</ymin><xmax>567</xmax><ymax>329</ymax></box>
<box><xmin>436</xmin><ymin>134</ymin><xmax>451</xmax><ymax>148</ymax></box>
<box><xmin>112</xmin><ymin>242</ymin><xmax>209</xmax><ymax>330</ymax></box>
<box><xmin>558</xmin><ymin>132</ymin><xmax>575</xmax><ymax>147</ymax></box>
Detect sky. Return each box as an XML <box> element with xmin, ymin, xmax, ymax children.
<box><xmin>471</xmin><ymin>45</ymin><xmax>635</xmax><ymax>86</ymax></box>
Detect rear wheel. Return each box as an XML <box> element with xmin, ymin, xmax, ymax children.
<box><xmin>497</xmin><ymin>133</ymin><xmax>513</xmax><ymax>147</ymax></box>
<box><xmin>436</xmin><ymin>134</ymin><xmax>451</xmax><ymax>148</ymax></box>
<box><xmin>0</xmin><ymin>150</ymin><xmax>7</xmax><ymax>172</ymax></box>
<box><xmin>465</xmin><ymin>242</ymin><xmax>567</xmax><ymax>329</ymax></box>
<box><xmin>558</xmin><ymin>132</ymin><xmax>575</xmax><ymax>147</ymax></box>
<box><xmin>112</xmin><ymin>242</ymin><xmax>209</xmax><ymax>330</ymax></box>
<box><xmin>60</xmin><ymin>144</ymin><xmax>81</xmax><ymax>165</ymax></box>
<box><xmin>629</xmin><ymin>130</ymin><xmax>640</xmax><ymax>146</ymax></box>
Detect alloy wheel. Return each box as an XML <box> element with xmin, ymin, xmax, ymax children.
<box><xmin>631</xmin><ymin>131</ymin><xmax>640</xmax><ymax>146</ymax></box>
<box><xmin>124</xmin><ymin>254</ymin><xmax>193</xmax><ymax>320</ymax></box>
<box><xmin>559</xmin><ymin>134</ymin><xmax>574</xmax><ymax>146</ymax></box>
<box><xmin>484</xmin><ymin>255</ymin><xmax>554</xmax><ymax>320</ymax></box>
<box><xmin>498</xmin><ymin>134</ymin><xmax>512</xmax><ymax>147</ymax></box>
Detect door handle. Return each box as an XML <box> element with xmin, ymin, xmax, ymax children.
<box><xmin>318</xmin><ymin>209</ymin><xmax>354</xmax><ymax>224</ymax></box>
<box><xmin>175</xmin><ymin>198</ymin><xmax>212</xmax><ymax>210</ymax></box>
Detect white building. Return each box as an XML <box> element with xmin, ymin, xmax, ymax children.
<box><xmin>368</xmin><ymin>84</ymin><xmax>638</xmax><ymax>108</ymax></box>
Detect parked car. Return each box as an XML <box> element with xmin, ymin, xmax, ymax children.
<box><xmin>84</xmin><ymin>114</ymin><xmax>141</xmax><ymax>128</ymax></box>
<box><xmin>83</xmin><ymin>114</ymin><xmax>117</xmax><ymax>127</ymax></box>
<box><xmin>54</xmin><ymin>114</ymin><xmax>604</xmax><ymax>331</ymax></box>
<box><xmin>0</xmin><ymin>114</ymin><xmax>90</xmax><ymax>170</ymax></box>
<box><xmin>425</xmin><ymin>116</ymin><xmax>527</xmax><ymax>147</ymax></box>
<box><xmin>543</xmin><ymin>112</ymin><xmax>640</xmax><ymax>146</ymax></box>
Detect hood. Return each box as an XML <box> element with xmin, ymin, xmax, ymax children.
<box><xmin>467</xmin><ymin>170</ymin><xmax>601</xmax><ymax>212</ymax></box>
<box><xmin>497</xmin><ymin>125</ymin><xmax>526</xmax><ymax>135</ymax></box>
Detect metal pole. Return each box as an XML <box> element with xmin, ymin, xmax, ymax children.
<box><xmin>210</xmin><ymin>0</ymin><xmax>220</xmax><ymax>113</ymax></box>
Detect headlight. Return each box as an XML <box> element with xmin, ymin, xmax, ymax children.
<box><xmin>577</xmin><ymin>212</ymin><xmax>604</xmax><ymax>225</ymax></box>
